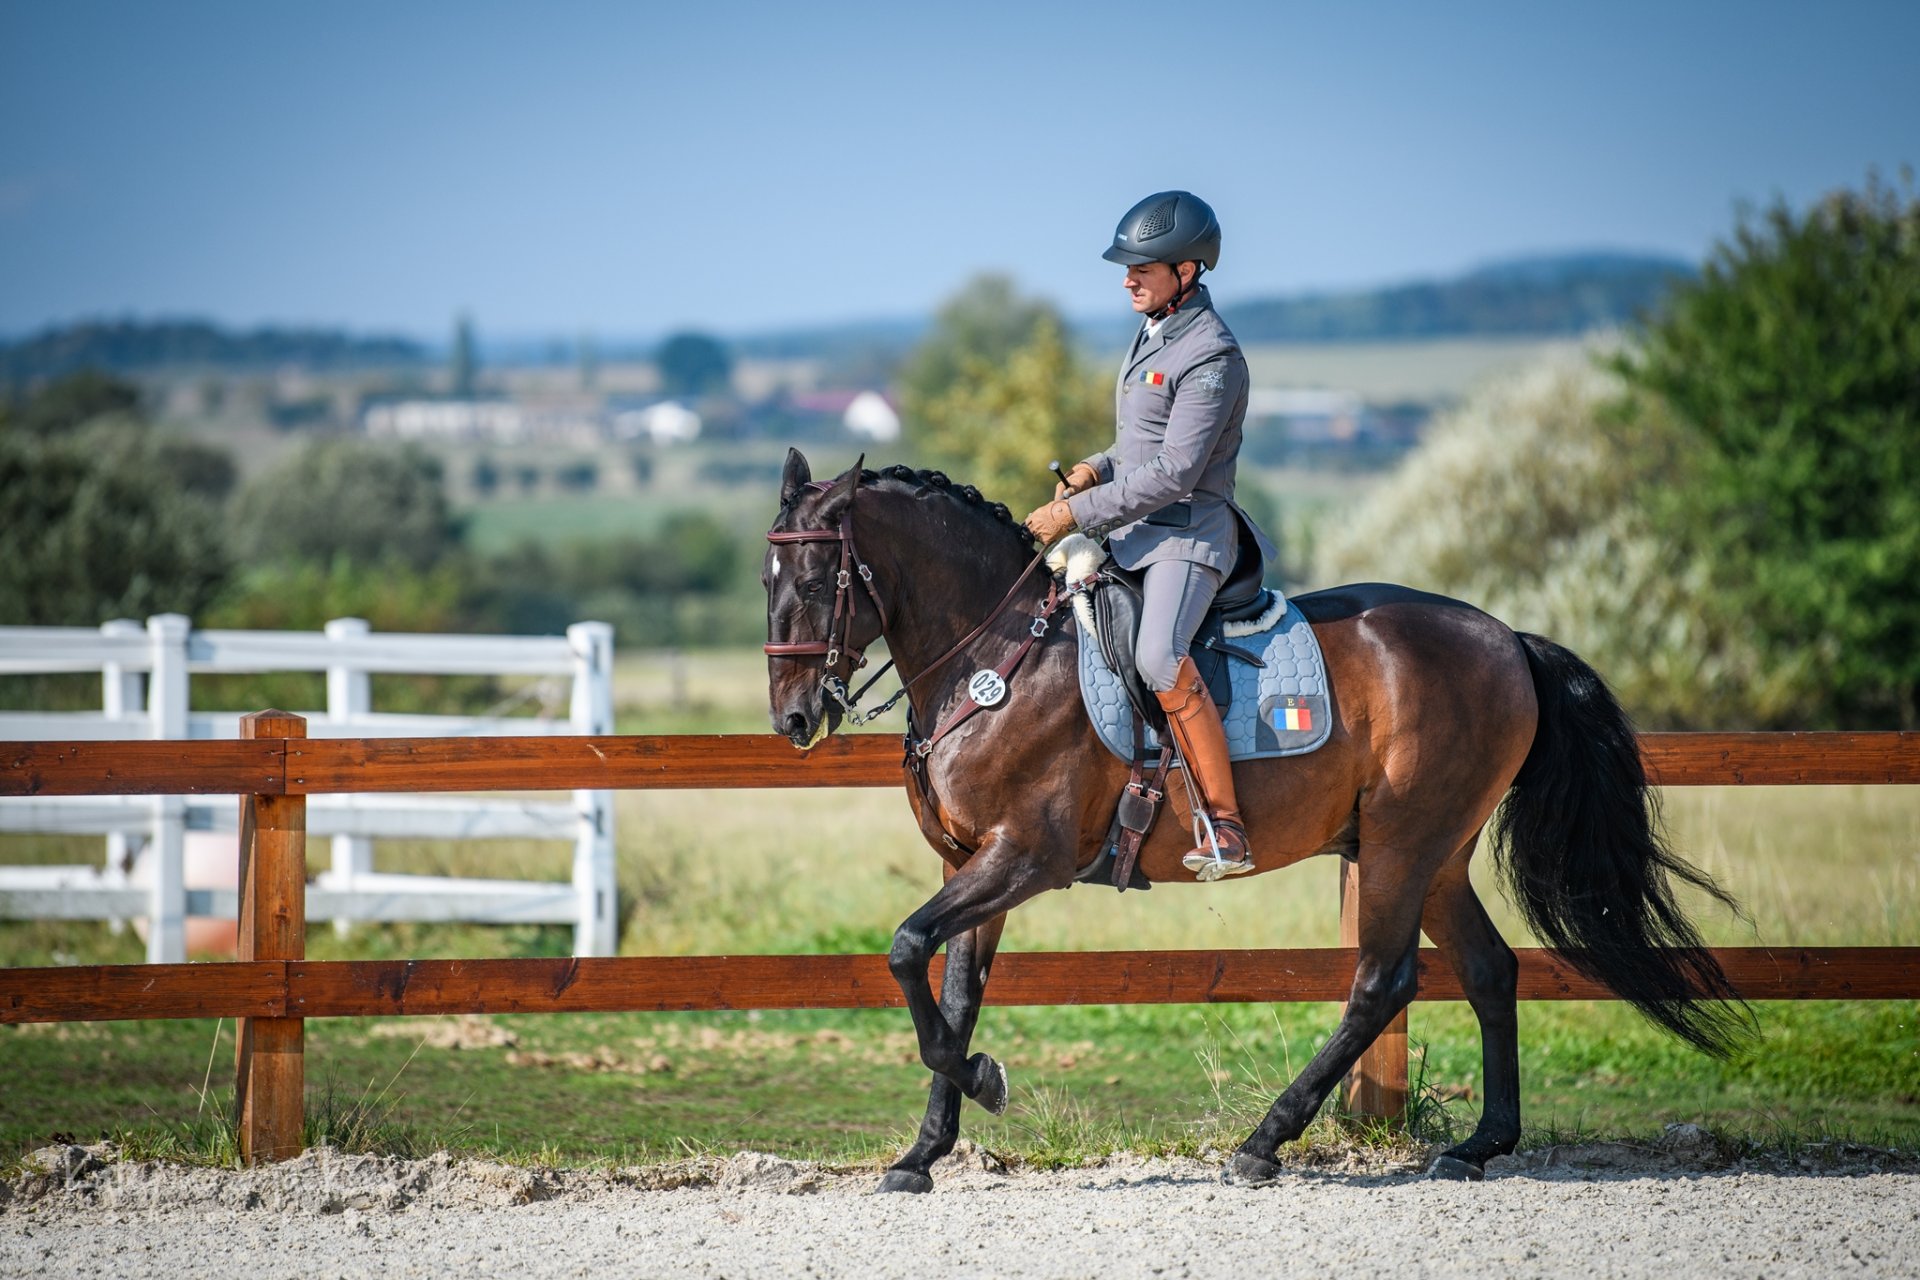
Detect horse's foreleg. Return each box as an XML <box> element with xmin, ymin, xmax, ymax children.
<box><xmin>876</xmin><ymin>911</ymin><xmax>1008</xmax><ymax>1195</ymax></box>
<box><xmin>887</xmin><ymin>839</ymin><xmax>1061</xmax><ymax>1121</ymax></box>
<box><xmin>1419</xmin><ymin>844</ymin><xmax>1520</xmax><ymax>1180</ymax></box>
<box><xmin>1222</xmin><ymin>850</ymin><xmax>1427</xmax><ymax>1186</ymax></box>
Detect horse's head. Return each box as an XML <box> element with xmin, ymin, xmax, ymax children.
<box><xmin>763</xmin><ymin>448</ymin><xmax>884</xmax><ymax>749</ymax></box>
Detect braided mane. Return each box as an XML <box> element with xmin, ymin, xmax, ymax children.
<box><xmin>859</xmin><ymin>464</ymin><xmax>1036</xmax><ymax>547</ymax></box>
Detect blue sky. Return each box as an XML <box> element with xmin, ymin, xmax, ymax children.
<box><xmin>2</xmin><ymin>0</ymin><xmax>1915</xmax><ymax>340</ymax></box>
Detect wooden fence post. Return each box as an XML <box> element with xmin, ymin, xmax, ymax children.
<box><xmin>235</xmin><ymin>710</ymin><xmax>305</xmax><ymax>1163</ymax></box>
<box><xmin>1340</xmin><ymin>859</ymin><xmax>1409</xmax><ymax>1122</ymax></box>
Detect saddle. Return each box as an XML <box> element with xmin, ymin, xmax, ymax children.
<box><xmin>1055</xmin><ymin>513</ymin><xmax>1290</xmax><ymax>893</ymax></box>
<box><xmin>1088</xmin><ymin>512</ymin><xmax>1275</xmax><ymax>736</ymax></box>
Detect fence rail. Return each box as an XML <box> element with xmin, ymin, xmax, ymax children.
<box><xmin>1</xmin><ymin>723</ymin><xmax>1915</xmax><ymax>1163</ymax></box>
<box><xmin>4</xmin><ymin>947</ymin><xmax>1913</xmax><ymax>1026</ymax></box>
<box><xmin>8</xmin><ymin>730</ymin><xmax>1916</xmax><ymax>797</ymax></box>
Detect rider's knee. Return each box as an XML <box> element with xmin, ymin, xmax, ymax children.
<box><xmin>1135</xmin><ymin>638</ymin><xmax>1180</xmax><ymax>693</ymax></box>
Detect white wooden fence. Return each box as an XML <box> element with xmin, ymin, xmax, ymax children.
<box><xmin>0</xmin><ymin>615</ymin><xmax>617</xmax><ymax>962</ymax></box>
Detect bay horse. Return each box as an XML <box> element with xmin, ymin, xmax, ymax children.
<box><xmin>762</xmin><ymin>450</ymin><xmax>1747</xmax><ymax>1191</ymax></box>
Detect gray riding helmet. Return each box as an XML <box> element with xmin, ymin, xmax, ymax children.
<box><xmin>1101</xmin><ymin>191</ymin><xmax>1221</xmax><ymax>270</ymax></box>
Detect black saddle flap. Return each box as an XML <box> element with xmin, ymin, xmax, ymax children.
<box><xmin>1091</xmin><ymin>567</ymin><xmax>1231</xmax><ymax>737</ymax></box>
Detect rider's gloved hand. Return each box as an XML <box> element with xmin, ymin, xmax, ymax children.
<box><xmin>1053</xmin><ymin>462</ymin><xmax>1100</xmax><ymax>501</ymax></box>
<box><xmin>1023</xmin><ymin>499</ymin><xmax>1078</xmax><ymax>545</ymax></box>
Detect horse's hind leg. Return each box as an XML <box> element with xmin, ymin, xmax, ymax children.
<box><xmin>1420</xmin><ymin>840</ymin><xmax>1521</xmax><ymax>1180</ymax></box>
<box><xmin>877</xmin><ymin>912</ymin><xmax>1007</xmax><ymax>1195</ymax></box>
<box><xmin>1222</xmin><ymin>849</ymin><xmax>1427</xmax><ymax>1185</ymax></box>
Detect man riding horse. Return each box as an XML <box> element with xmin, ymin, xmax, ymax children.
<box><xmin>1023</xmin><ymin>190</ymin><xmax>1277</xmax><ymax>882</ymax></box>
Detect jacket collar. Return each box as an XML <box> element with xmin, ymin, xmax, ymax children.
<box><xmin>1125</xmin><ymin>284</ymin><xmax>1214</xmax><ymax>378</ymax></box>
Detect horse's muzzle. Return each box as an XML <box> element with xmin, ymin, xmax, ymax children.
<box><xmin>775</xmin><ymin>694</ymin><xmax>840</xmax><ymax>750</ymax></box>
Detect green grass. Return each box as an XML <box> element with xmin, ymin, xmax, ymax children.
<box><xmin>455</xmin><ymin>440</ymin><xmax>799</xmax><ymax>554</ymax></box>
<box><xmin>2</xmin><ymin>646</ymin><xmax>1916</xmax><ymax>1167</ymax></box>
<box><xmin>461</xmin><ymin>494</ymin><xmax>680</xmax><ymax>555</ymax></box>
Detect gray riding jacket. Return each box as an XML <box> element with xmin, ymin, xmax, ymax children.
<box><xmin>1065</xmin><ymin>285</ymin><xmax>1277</xmax><ymax>575</ymax></box>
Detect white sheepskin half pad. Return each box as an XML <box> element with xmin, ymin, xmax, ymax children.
<box><xmin>1222</xmin><ymin>591</ymin><xmax>1289</xmax><ymax>638</ymax></box>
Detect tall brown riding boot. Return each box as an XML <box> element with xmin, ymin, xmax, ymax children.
<box><xmin>1155</xmin><ymin>655</ymin><xmax>1255</xmax><ymax>881</ymax></box>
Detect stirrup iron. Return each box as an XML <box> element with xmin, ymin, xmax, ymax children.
<box><xmin>1180</xmin><ymin>807</ymin><xmax>1254</xmax><ymax>882</ymax></box>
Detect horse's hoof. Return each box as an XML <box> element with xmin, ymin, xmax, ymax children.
<box><xmin>1220</xmin><ymin>1151</ymin><xmax>1283</xmax><ymax>1186</ymax></box>
<box><xmin>1426</xmin><ymin>1155</ymin><xmax>1485</xmax><ymax>1182</ymax></box>
<box><xmin>968</xmin><ymin>1053</ymin><xmax>1010</xmax><ymax>1116</ymax></box>
<box><xmin>874</xmin><ymin>1169</ymin><xmax>934</xmax><ymax>1194</ymax></box>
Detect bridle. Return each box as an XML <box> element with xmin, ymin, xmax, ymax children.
<box><xmin>764</xmin><ymin>479</ymin><xmax>888</xmax><ymax>674</ymax></box>
<box><xmin>764</xmin><ymin>477</ymin><xmax>1055</xmax><ymax>729</ymax></box>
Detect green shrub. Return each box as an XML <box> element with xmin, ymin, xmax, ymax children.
<box><xmin>0</xmin><ymin>420</ymin><xmax>231</xmax><ymax>625</ymax></box>
<box><xmin>1317</xmin><ymin>362</ymin><xmax>1808</xmax><ymax>727</ymax></box>
<box><xmin>1615</xmin><ymin>172</ymin><xmax>1920</xmax><ymax>727</ymax></box>
<box><xmin>901</xmin><ymin>276</ymin><xmax>1108</xmax><ymax>506</ymax></box>
<box><xmin>229</xmin><ymin>439</ymin><xmax>462</xmax><ymax>571</ymax></box>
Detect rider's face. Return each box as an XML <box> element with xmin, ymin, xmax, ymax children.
<box><xmin>1123</xmin><ymin>261</ymin><xmax>1195</xmax><ymax>313</ymax></box>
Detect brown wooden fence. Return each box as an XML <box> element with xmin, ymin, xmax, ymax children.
<box><xmin>3</xmin><ymin>720</ymin><xmax>1917</xmax><ymax>1163</ymax></box>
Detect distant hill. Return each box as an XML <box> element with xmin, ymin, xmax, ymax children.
<box><xmin>1223</xmin><ymin>251</ymin><xmax>1695</xmax><ymax>343</ymax></box>
<box><xmin>730</xmin><ymin>316</ymin><xmax>928</xmax><ymax>361</ymax></box>
<box><xmin>0</xmin><ymin>319</ymin><xmax>427</xmax><ymax>384</ymax></box>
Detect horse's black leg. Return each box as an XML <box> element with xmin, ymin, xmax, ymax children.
<box><xmin>876</xmin><ymin>912</ymin><xmax>1008</xmax><ymax>1194</ymax></box>
<box><xmin>885</xmin><ymin>838</ymin><xmax>1063</xmax><ymax>1148</ymax></box>
<box><xmin>1419</xmin><ymin>847</ymin><xmax>1520</xmax><ymax>1180</ymax></box>
<box><xmin>1222</xmin><ymin>852</ymin><xmax>1427</xmax><ymax>1186</ymax></box>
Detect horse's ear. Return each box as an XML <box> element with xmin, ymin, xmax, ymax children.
<box><xmin>779</xmin><ymin>448</ymin><xmax>812</xmax><ymax>507</ymax></box>
<box><xmin>817</xmin><ymin>454</ymin><xmax>865</xmax><ymax>521</ymax></box>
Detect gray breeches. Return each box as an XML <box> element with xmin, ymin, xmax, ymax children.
<box><xmin>1136</xmin><ymin>559</ymin><xmax>1225</xmax><ymax>693</ymax></box>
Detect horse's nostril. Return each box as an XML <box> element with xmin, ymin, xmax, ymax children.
<box><xmin>783</xmin><ymin>712</ymin><xmax>810</xmax><ymax>738</ymax></box>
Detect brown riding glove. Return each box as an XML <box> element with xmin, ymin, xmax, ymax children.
<box><xmin>1053</xmin><ymin>461</ymin><xmax>1100</xmax><ymax>500</ymax></box>
<box><xmin>1022</xmin><ymin>499</ymin><xmax>1078</xmax><ymax>545</ymax></box>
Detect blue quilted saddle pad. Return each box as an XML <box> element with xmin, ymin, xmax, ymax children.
<box><xmin>1076</xmin><ymin>594</ymin><xmax>1333</xmax><ymax>763</ymax></box>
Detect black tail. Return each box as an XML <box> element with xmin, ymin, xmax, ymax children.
<box><xmin>1493</xmin><ymin>632</ymin><xmax>1754</xmax><ymax>1057</ymax></box>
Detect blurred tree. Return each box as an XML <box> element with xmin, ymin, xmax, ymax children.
<box><xmin>151</xmin><ymin>438</ymin><xmax>238</xmax><ymax>501</ymax></box>
<box><xmin>462</xmin><ymin>511</ymin><xmax>748</xmax><ymax>647</ymax></box>
<box><xmin>899</xmin><ymin>274</ymin><xmax>1057</xmax><ymax>410</ymax></box>
<box><xmin>0</xmin><ymin>421</ymin><xmax>231</xmax><ymax>624</ymax></box>
<box><xmin>4</xmin><ymin>369</ymin><xmax>142</xmax><ymax>436</ymax></box>
<box><xmin>556</xmin><ymin>459</ymin><xmax>599</xmax><ymax>492</ymax></box>
<box><xmin>904</xmin><ymin>307</ymin><xmax>1109</xmax><ymax>507</ymax></box>
<box><xmin>451</xmin><ymin>312</ymin><xmax>477</xmax><ymax>398</ymax></box>
<box><xmin>1318</xmin><ymin>364</ymin><xmax>1807</xmax><ymax>728</ymax></box>
<box><xmin>470</xmin><ymin>454</ymin><xmax>500</xmax><ymax>497</ymax></box>
<box><xmin>1615</xmin><ymin>173</ymin><xmax>1920</xmax><ymax>727</ymax></box>
<box><xmin>230</xmin><ymin>439</ymin><xmax>461</xmax><ymax>571</ymax></box>
<box><xmin>641</xmin><ymin>512</ymin><xmax>738</xmax><ymax>595</ymax></box>
<box><xmin>207</xmin><ymin>555</ymin><xmax>469</xmax><ymax>633</ymax></box>
<box><xmin>656</xmin><ymin>332</ymin><xmax>733</xmax><ymax>399</ymax></box>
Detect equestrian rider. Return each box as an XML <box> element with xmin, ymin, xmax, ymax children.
<box><xmin>1023</xmin><ymin>190</ymin><xmax>1277</xmax><ymax>881</ymax></box>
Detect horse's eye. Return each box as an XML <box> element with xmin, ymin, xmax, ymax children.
<box><xmin>803</xmin><ymin>578</ymin><xmax>825</xmax><ymax>595</ymax></box>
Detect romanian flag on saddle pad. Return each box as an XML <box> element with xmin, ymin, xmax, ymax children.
<box><xmin>1273</xmin><ymin>696</ymin><xmax>1313</xmax><ymax>733</ymax></box>
<box><xmin>1139</xmin><ymin>370</ymin><xmax>1166</xmax><ymax>385</ymax></box>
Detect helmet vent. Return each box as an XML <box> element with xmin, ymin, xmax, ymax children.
<box><xmin>1137</xmin><ymin>197</ymin><xmax>1178</xmax><ymax>241</ymax></box>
